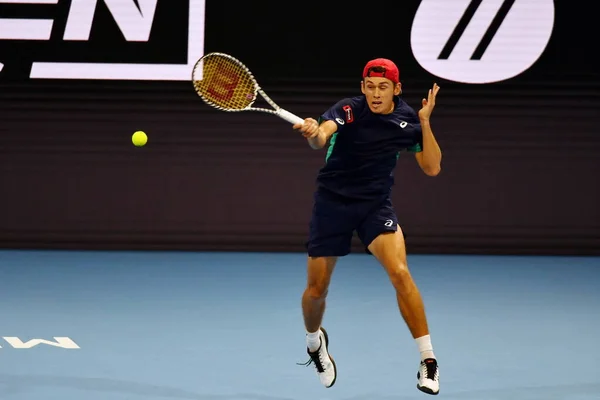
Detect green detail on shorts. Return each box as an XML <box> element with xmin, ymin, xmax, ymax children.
<box><xmin>325</xmin><ymin>132</ymin><xmax>338</xmax><ymax>162</ymax></box>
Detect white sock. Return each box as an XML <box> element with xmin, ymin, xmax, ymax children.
<box><xmin>415</xmin><ymin>335</ymin><xmax>436</xmax><ymax>361</ymax></box>
<box><xmin>306</xmin><ymin>330</ymin><xmax>321</xmax><ymax>352</ymax></box>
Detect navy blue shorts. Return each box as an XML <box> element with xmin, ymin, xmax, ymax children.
<box><xmin>306</xmin><ymin>189</ymin><xmax>399</xmax><ymax>257</ymax></box>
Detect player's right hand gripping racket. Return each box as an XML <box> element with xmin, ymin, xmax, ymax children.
<box><xmin>192</xmin><ymin>52</ymin><xmax>305</xmax><ymax>125</ymax></box>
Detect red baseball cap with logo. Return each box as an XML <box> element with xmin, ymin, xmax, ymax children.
<box><xmin>362</xmin><ymin>58</ymin><xmax>400</xmax><ymax>84</ymax></box>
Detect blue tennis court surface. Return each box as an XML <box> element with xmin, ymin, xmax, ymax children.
<box><xmin>1</xmin><ymin>250</ymin><xmax>599</xmax><ymax>399</ymax></box>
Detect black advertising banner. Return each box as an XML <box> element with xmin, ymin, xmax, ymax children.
<box><xmin>0</xmin><ymin>0</ymin><xmax>598</xmax><ymax>255</ymax></box>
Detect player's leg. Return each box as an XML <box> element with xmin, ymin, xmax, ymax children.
<box><xmin>368</xmin><ymin>228</ymin><xmax>439</xmax><ymax>394</ymax></box>
<box><xmin>301</xmin><ymin>256</ymin><xmax>338</xmax><ymax>387</ymax></box>
<box><xmin>300</xmin><ymin>190</ymin><xmax>353</xmax><ymax>388</ymax></box>
<box><xmin>368</xmin><ymin>225</ymin><xmax>431</xmax><ymax>345</ymax></box>
<box><xmin>357</xmin><ymin>198</ymin><xmax>440</xmax><ymax>395</ymax></box>
<box><xmin>302</xmin><ymin>256</ymin><xmax>337</xmax><ymax>335</ymax></box>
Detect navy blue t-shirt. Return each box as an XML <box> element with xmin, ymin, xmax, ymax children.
<box><xmin>316</xmin><ymin>95</ymin><xmax>423</xmax><ymax>200</ymax></box>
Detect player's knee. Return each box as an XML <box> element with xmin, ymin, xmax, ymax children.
<box><xmin>387</xmin><ymin>262</ymin><xmax>414</xmax><ymax>292</ymax></box>
<box><xmin>304</xmin><ymin>256</ymin><xmax>336</xmax><ymax>299</ymax></box>
<box><xmin>305</xmin><ymin>279</ymin><xmax>330</xmax><ymax>300</ymax></box>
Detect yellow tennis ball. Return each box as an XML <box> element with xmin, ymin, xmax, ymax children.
<box><xmin>132</xmin><ymin>131</ymin><xmax>147</xmax><ymax>147</ymax></box>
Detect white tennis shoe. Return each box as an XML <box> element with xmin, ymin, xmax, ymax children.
<box><xmin>417</xmin><ymin>358</ymin><xmax>440</xmax><ymax>395</ymax></box>
<box><xmin>298</xmin><ymin>327</ymin><xmax>337</xmax><ymax>388</ymax></box>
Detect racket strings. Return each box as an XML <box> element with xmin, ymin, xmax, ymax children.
<box><xmin>193</xmin><ymin>54</ymin><xmax>257</xmax><ymax>111</ymax></box>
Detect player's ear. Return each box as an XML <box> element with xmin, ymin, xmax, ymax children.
<box><xmin>395</xmin><ymin>82</ymin><xmax>402</xmax><ymax>95</ymax></box>
<box><xmin>360</xmin><ymin>80</ymin><xmax>366</xmax><ymax>94</ymax></box>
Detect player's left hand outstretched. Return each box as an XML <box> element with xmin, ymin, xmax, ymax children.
<box><xmin>418</xmin><ymin>83</ymin><xmax>440</xmax><ymax>121</ymax></box>
<box><xmin>294</xmin><ymin>117</ymin><xmax>320</xmax><ymax>139</ymax></box>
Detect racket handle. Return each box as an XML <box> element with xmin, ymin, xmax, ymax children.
<box><xmin>277</xmin><ymin>109</ymin><xmax>305</xmax><ymax>125</ymax></box>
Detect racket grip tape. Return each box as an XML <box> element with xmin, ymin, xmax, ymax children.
<box><xmin>276</xmin><ymin>109</ymin><xmax>305</xmax><ymax>125</ymax></box>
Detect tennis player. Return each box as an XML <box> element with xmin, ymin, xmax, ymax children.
<box><xmin>293</xmin><ymin>58</ymin><xmax>442</xmax><ymax>395</ymax></box>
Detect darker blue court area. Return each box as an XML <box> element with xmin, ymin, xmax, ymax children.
<box><xmin>1</xmin><ymin>250</ymin><xmax>599</xmax><ymax>399</ymax></box>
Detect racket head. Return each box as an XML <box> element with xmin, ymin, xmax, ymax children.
<box><xmin>192</xmin><ymin>53</ymin><xmax>259</xmax><ymax>112</ymax></box>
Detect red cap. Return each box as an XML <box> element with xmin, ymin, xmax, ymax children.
<box><xmin>362</xmin><ymin>58</ymin><xmax>399</xmax><ymax>84</ymax></box>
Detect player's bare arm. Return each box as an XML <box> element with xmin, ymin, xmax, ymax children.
<box><xmin>294</xmin><ymin>119</ymin><xmax>337</xmax><ymax>150</ymax></box>
<box><xmin>415</xmin><ymin>83</ymin><xmax>442</xmax><ymax>176</ymax></box>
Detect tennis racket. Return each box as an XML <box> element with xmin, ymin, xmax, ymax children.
<box><xmin>191</xmin><ymin>52</ymin><xmax>305</xmax><ymax>125</ymax></box>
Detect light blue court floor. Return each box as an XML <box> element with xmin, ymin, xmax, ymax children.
<box><xmin>0</xmin><ymin>250</ymin><xmax>599</xmax><ymax>400</ymax></box>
